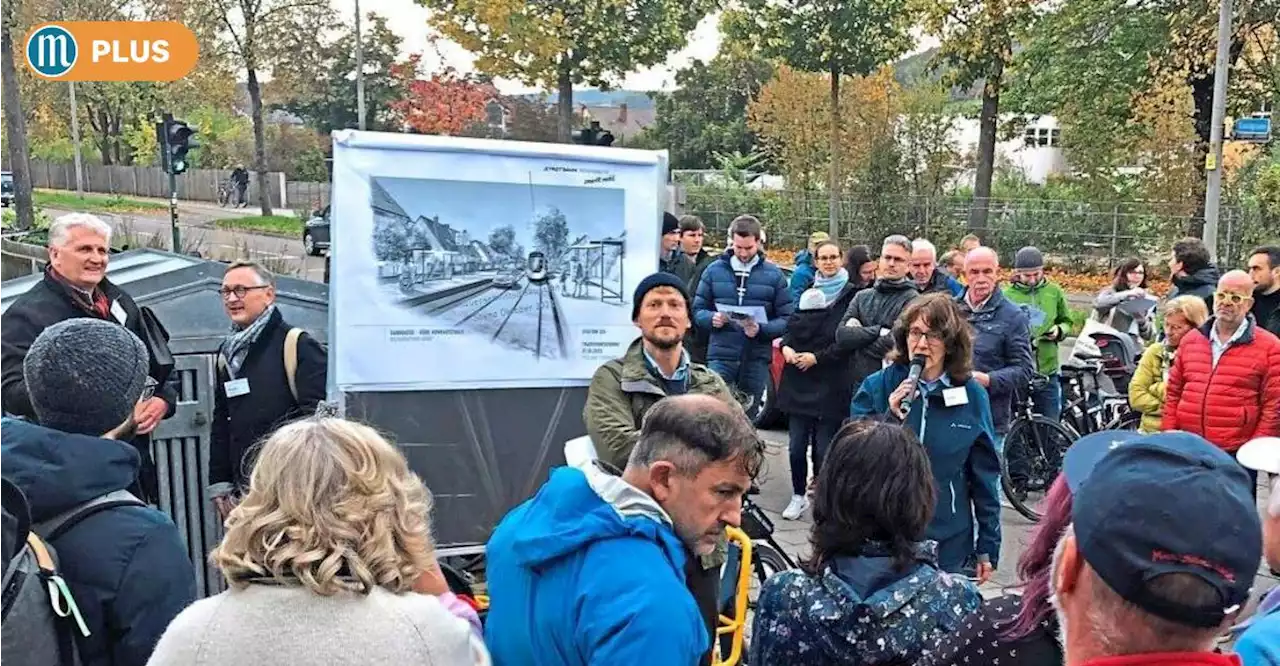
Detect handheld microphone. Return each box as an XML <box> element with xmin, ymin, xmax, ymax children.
<box><xmin>899</xmin><ymin>354</ymin><xmax>927</xmax><ymax>416</ymax></box>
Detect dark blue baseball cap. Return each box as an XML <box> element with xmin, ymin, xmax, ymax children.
<box><xmin>1069</xmin><ymin>430</ymin><xmax>1261</xmax><ymax>628</ymax></box>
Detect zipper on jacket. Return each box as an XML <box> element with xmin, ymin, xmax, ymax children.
<box><xmin>917</xmin><ymin>393</ymin><xmax>929</xmax><ymax>443</ymax></box>
<box><xmin>949</xmin><ymin>481</ymin><xmax>957</xmax><ymax>515</ymax></box>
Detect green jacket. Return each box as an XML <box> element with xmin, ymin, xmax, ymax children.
<box><xmin>583</xmin><ymin>337</ymin><xmax>735</xmax><ymax>472</ymax></box>
<box><xmin>1003</xmin><ymin>280</ymin><xmax>1074</xmax><ymax>374</ymax></box>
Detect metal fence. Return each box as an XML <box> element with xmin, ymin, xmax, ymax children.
<box><xmin>682</xmin><ymin>187</ymin><xmax>1270</xmax><ymax>271</ymax></box>
<box><xmin>29</xmin><ymin>160</ymin><xmax>290</xmax><ymax>210</ymax></box>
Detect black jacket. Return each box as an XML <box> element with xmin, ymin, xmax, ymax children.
<box><xmin>834</xmin><ymin>278</ymin><xmax>920</xmax><ymax>392</ymax></box>
<box><xmin>1170</xmin><ymin>265</ymin><xmax>1220</xmax><ymax>312</ymax></box>
<box><xmin>0</xmin><ymin>268</ymin><xmax>177</xmax><ymax>500</ymax></box>
<box><xmin>684</xmin><ymin>250</ymin><xmax>716</xmax><ymax>363</ymax></box>
<box><xmin>211</xmin><ymin>308</ymin><xmax>327</xmax><ymax>491</ymax></box>
<box><xmin>777</xmin><ymin>284</ymin><xmax>858</xmax><ymax>420</ymax></box>
<box><xmin>660</xmin><ymin>250</ymin><xmax>696</xmax><ymax>284</ymax></box>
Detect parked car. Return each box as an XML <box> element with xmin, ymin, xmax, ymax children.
<box><xmin>1</xmin><ymin>171</ymin><xmax>14</xmax><ymax>208</ymax></box>
<box><xmin>493</xmin><ymin>271</ymin><xmax>520</xmax><ymax>289</ymax></box>
<box><xmin>303</xmin><ymin>205</ymin><xmax>330</xmax><ymax>256</ymax></box>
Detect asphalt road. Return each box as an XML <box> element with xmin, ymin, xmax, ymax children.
<box><xmin>45</xmin><ymin>203</ymin><xmax>328</xmax><ymax>282</ymax></box>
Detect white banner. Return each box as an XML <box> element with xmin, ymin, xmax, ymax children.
<box><xmin>330</xmin><ymin>131</ymin><xmax>665</xmax><ymax>391</ymax></box>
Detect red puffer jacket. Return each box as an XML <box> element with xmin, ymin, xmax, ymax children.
<box><xmin>1162</xmin><ymin>318</ymin><xmax>1280</xmax><ymax>451</ymax></box>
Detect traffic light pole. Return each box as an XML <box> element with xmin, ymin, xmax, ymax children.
<box><xmin>162</xmin><ymin>113</ymin><xmax>181</xmax><ymax>252</ymax></box>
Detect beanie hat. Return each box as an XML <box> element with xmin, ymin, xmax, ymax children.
<box><xmin>632</xmin><ymin>272</ymin><xmax>690</xmax><ymax>320</ymax></box>
<box><xmin>1014</xmin><ymin>246</ymin><xmax>1045</xmax><ymax>271</ymax></box>
<box><xmin>798</xmin><ymin>288</ymin><xmax>827</xmax><ymax>311</ymax></box>
<box><xmin>24</xmin><ymin>318</ymin><xmax>149</xmax><ymax>436</ymax></box>
<box><xmin>662</xmin><ymin>212</ymin><xmax>680</xmax><ymax>236</ymax></box>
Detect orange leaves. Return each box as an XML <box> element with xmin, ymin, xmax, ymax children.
<box><xmin>389</xmin><ymin>58</ymin><xmax>494</xmax><ymax>136</ymax></box>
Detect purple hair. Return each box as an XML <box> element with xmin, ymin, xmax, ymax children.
<box><xmin>997</xmin><ymin>474</ymin><xmax>1073</xmax><ymax>642</ymax></box>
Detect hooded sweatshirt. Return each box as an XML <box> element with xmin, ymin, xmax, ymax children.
<box><xmin>483</xmin><ymin>463</ymin><xmax>706</xmax><ymax>665</ymax></box>
<box><xmin>749</xmin><ymin>541</ymin><xmax>981</xmax><ymax>665</ymax></box>
<box><xmin>0</xmin><ymin>418</ymin><xmax>195</xmax><ymax>666</ymax></box>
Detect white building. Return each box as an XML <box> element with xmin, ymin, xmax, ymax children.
<box><xmin>950</xmin><ymin>114</ymin><xmax>1068</xmax><ymax>186</ymax></box>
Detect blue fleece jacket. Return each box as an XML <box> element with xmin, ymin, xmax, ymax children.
<box><xmin>850</xmin><ymin>366</ymin><xmax>1002</xmax><ymax>568</ymax></box>
<box><xmin>484</xmin><ymin>465</ymin><xmax>706</xmax><ymax>666</ymax></box>
<box><xmin>788</xmin><ymin>249</ymin><xmax>816</xmax><ymax>301</ymax></box>
<box><xmin>693</xmin><ymin>251</ymin><xmax>794</xmax><ymax>363</ymax></box>
<box><xmin>1</xmin><ymin>419</ymin><xmax>196</xmax><ymax>666</ymax></box>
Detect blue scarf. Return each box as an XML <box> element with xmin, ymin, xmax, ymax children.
<box><xmin>812</xmin><ymin>268</ymin><xmax>849</xmax><ymax>305</ymax></box>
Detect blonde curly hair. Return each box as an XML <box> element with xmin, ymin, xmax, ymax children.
<box><xmin>212</xmin><ymin>417</ymin><xmax>434</xmax><ymax>596</ymax></box>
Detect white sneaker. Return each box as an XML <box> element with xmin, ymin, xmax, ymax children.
<box><xmin>782</xmin><ymin>495</ymin><xmax>809</xmax><ymax>520</ymax></box>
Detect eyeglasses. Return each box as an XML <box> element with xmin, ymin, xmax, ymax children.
<box><xmin>816</xmin><ymin>255</ymin><xmax>842</xmax><ymax>262</ymax></box>
<box><xmin>141</xmin><ymin>377</ymin><xmax>158</xmax><ymax>401</ymax></box>
<box><xmin>1213</xmin><ymin>291</ymin><xmax>1251</xmax><ymax>306</ymax></box>
<box><xmin>907</xmin><ymin>328</ymin><xmax>944</xmax><ymax>342</ymax></box>
<box><xmin>219</xmin><ymin>285</ymin><xmax>270</xmax><ymax>300</ymax></box>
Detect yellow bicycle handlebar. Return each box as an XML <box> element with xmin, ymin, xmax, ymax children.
<box><xmin>713</xmin><ymin>525</ymin><xmax>753</xmax><ymax>666</ymax></box>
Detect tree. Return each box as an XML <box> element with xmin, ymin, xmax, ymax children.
<box><xmin>210</xmin><ymin>0</ymin><xmax>328</xmax><ymax>216</ymax></box>
<box><xmin>373</xmin><ymin>215</ymin><xmax>412</xmax><ymax>262</ymax></box>
<box><xmin>643</xmin><ymin>50</ymin><xmax>775</xmax><ymax>169</ymax></box>
<box><xmin>269</xmin><ymin>10</ymin><xmax>408</xmax><ymax>133</ymax></box>
<box><xmin>390</xmin><ymin>60</ymin><xmax>492</xmax><ymax>136</ymax></box>
<box><xmin>418</xmin><ymin>0</ymin><xmax>716</xmax><ymax>141</ymax></box>
<box><xmin>747</xmin><ymin>66</ymin><xmax>901</xmax><ymax>192</ymax></box>
<box><xmin>533</xmin><ymin>207</ymin><xmax>570</xmax><ymax>262</ymax></box>
<box><xmin>488</xmin><ymin>225</ymin><xmax>517</xmax><ymax>257</ymax></box>
<box><xmin>726</xmin><ymin>1</ymin><xmax>914</xmax><ymax>236</ymax></box>
<box><xmin>1</xmin><ymin>0</ymin><xmax>33</xmax><ymax>230</ymax></box>
<box><xmin>899</xmin><ymin>84</ymin><xmax>961</xmax><ymax>199</ymax></box>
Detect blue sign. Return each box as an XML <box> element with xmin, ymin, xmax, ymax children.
<box><xmin>1233</xmin><ymin>116</ymin><xmax>1272</xmax><ymax>142</ymax></box>
<box><xmin>25</xmin><ymin>25</ymin><xmax>77</xmax><ymax>79</ymax></box>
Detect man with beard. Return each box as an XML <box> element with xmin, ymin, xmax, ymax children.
<box><xmin>582</xmin><ymin>273</ymin><xmax>740</xmax><ymax>665</ymax></box>
<box><xmin>1247</xmin><ymin>244</ymin><xmax>1280</xmax><ymax>336</ymax></box>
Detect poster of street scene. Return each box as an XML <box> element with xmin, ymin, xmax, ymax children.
<box><xmin>330</xmin><ymin>131</ymin><xmax>664</xmax><ymax>390</ymax></box>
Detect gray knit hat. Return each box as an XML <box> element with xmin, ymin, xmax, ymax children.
<box><xmin>1014</xmin><ymin>246</ymin><xmax>1045</xmax><ymax>271</ymax></box>
<box><xmin>23</xmin><ymin>318</ymin><xmax>149</xmax><ymax>436</ymax></box>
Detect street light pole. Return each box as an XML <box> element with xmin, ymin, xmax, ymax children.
<box><xmin>355</xmin><ymin>0</ymin><xmax>366</xmax><ymax>131</ymax></box>
<box><xmin>68</xmin><ymin>82</ymin><xmax>84</xmax><ymax>197</ymax></box>
<box><xmin>1202</xmin><ymin>0</ymin><xmax>1233</xmax><ymax>262</ymax></box>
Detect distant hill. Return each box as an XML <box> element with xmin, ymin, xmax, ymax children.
<box><xmin>530</xmin><ymin>90</ymin><xmax>656</xmax><ymax>110</ymax></box>
<box><xmin>892</xmin><ymin>48</ymin><xmax>983</xmax><ymax>101</ymax></box>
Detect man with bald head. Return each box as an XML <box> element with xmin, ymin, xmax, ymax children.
<box><xmin>1163</xmin><ymin>269</ymin><xmax>1280</xmax><ymax>495</ymax></box>
<box><xmin>956</xmin><ymin>247</ymin><xmax>1035</xmax><ymax>439</ymax></box>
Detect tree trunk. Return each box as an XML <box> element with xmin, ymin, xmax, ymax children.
<box><xmin>1</xmin><ymin>3</ymin><xmax>34</xmax><ymax>230</ymax></box>
<box><xmin>968</xmin><ymin>59</ymin><xmax>1003</xmax><ymax>234</ymax></box>
<box><xmin>557</xmin><ymin>58</ymin><xmax>573</xmax><ymax>143</ymax></box>
<box><xmin>247</xmin><ymin>62</ymin><xmax>274</xmax><ymax>216</ymax></box>
<box><xmin>828</xmin><ymin>65</ymin><xmax>840</xmax><ymax>239</ymax></box>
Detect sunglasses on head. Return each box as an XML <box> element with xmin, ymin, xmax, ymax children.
<box><xmin>1214</xmin><ymin>291</ymin><xmax>1251</xmax><ymax>306</ymax></box>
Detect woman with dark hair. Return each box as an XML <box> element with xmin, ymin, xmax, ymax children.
<box><xmin>777</xmin><ymin>241</ymin><xmax>858</xmax><ymax>520</ymax></box>
<box><xmin>844</xmin><ymin>244</ymin><xmax>877</xmax><ymax>289</ymax></box>
<box><xmin>851</xmin><ymin>293</ymin><xmax>1002</xmax><ymax>577</ymax></box>
<box><xmin>750</xmin><ymin>421</ymin><xmax>981</xmax><ymax>666</ymax></box>
<box><xmin>1093</xmin><ymin>257</ymin><xmax>1153</xmax><ymax>341</ymax></box>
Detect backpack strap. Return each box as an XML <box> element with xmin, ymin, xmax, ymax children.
<box><xmin>284</xmin><ymin>328</ymin><xmax>302</xmax><ymax>403</ymax></box>
<box><xmin>34</xmin><ymin>490</ymin><xmax>146</xmax><ymax>543</ymax></box>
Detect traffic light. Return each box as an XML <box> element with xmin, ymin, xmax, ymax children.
<box><xmin>163</xmin><ymin>114</ymin><xmax>197</xmax><ymax>175</ymax></box>
<box><xmin>572</xmin><ymin>120</ymin><xmax>615</xmax><ymax>147</ymax></box>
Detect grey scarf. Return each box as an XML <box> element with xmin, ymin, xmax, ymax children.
<box><xmin>221</xmin><ymin>304</ymin><xmax>278</xmax><ymax>379</ymax></box>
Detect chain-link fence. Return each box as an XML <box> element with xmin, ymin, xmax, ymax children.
<box><xmin>682</xmin><ymin>186</ymin><xmax>1270</xmax><ymax>272</ymax></box>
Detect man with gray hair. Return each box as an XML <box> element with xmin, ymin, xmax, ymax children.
<box><xmin>485</xmin><ymin>394</ymin><xmax>763</xmax><ymax>665</ymax></box>
<box><xmin>2</xmin><ymin>213</ymin><xmax>176</xmax><ymax>502</ymax></box>
<box><xmin>910</xmin><ymin>238</ymin><xmax>963</xmax><ymax>296</ymax></box>
<box><xmin>209</xmin><ymin>260</ymin><xmax>327</xmax><ymax>518</ymax></box>
<box><xmin>1051</xmin><ymin>430</ymin><xmax>1261</xmax><ymax>666</ymax></box>
<box><xmin>836</xmin><ymin>234</ymin><xmax>919</xmax><ymax>399</ymax></box>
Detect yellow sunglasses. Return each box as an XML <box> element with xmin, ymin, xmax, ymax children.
<box><xmin>1214</xmin><ymin>291</ymin><xmax>1251</xmax><ymax>305</ymax></box>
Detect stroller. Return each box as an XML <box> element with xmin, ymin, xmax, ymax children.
<box><xmin>1069</xmin><ymin>319</ymin><xmax>1141</xmax><ymax>395</ymax></box>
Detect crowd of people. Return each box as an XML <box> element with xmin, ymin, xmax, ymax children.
<box><xmin>1</xmin><ymin>209</ymin><xmax>1277</xmax><ymax>666</ymax></box>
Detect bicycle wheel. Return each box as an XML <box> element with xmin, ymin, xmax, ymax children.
<box><xmin>1104</xmin><ymin>409</ymin><xmax>1142</xmax><ymax>431</ymax></box>
<box><xmin>750</xmin><ymin>543</ymin><xmax>791</xmax><ymax>608</ymax></box>
<box><xmin>1001</xmin><ymin>415</ymin><xmax>1076</xmax><ymax>522</ymax></box>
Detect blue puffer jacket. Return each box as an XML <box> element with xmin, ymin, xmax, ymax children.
<box><xmin>955</xmin><ymin>289</ymin><xmax>1035</xmax><ymax>433</ymax></box>
<box><xmin>1</xmin><ymin>419</ymin><xmax>196</xmax><ymax>666</ymax></box>
<box><xmin>788</xmin><ymin>249</ymin><xmax>816</xmax><ymax>301</ymax></box>
<box><xmin>850</xmin><ymin>365</ymin><xmax>1002</xmax><ymax>568</ymax></box>
<box><xmin>693</xmin><ymin>251</ymin><xmax>795</xmax><ymax>363</ymax></box>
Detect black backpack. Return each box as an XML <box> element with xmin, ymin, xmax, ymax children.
<box><xmin>1</xmin><ymin>478</ymin><xmax>144</xmax><ymax>666</ymax></box>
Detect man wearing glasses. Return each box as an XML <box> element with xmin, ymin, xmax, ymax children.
<box><xmin>1163</xmin><ymin>270</ymin><xmax>1280</xmax><ymax>496</ymax></box>
<box><xmin>208</xmin><ymin>261</ymin><xmax>328</xmax><ymax>518</ymax></box>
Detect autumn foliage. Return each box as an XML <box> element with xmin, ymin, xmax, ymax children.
<box><xmin>389</xmin><ymin>56</ymin><xmax>493</xmax><ymax>136</ymax></box>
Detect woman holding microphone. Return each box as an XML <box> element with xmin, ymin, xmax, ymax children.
<box><xmin>851</xmin><ymin>293</ymin><xmax>1002</xmax><ymax>579</ymax></box>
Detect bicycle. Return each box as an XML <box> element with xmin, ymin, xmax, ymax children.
<box><xmin>216</xmin><ymin>179</ymin><xmax>235</xmax><ymax>207</ymax></box>
<box><xmin>1001</xmin><ymin>374</ymin><xmax>1078</xmax><ymax>522</ymax></box>
<box><xmin>1059</xmin><ymin>353</ymin><xmax>1140</xmax><ymax>437</ymax></box>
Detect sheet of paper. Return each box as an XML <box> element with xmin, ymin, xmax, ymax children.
<box><xmin>715</xmin><ymin>303</ymin><xmax>769</xmax><ymax>325</ymax></box>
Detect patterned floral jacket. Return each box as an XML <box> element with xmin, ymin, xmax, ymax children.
<box><xmin>749</xmin><ymin>541</ymin><xmax>981</xmax><ymax>665</ymax></box>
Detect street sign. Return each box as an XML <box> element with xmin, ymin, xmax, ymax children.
<box><xmin>1232</xmin><ymin>116</ymin><xmax>1272</xmax><ymax>143</ymax></box>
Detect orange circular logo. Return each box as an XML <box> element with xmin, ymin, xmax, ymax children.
<box><xmin>24</xmin><ymin>21</ymin><xmax>199</xmax><ymax>81</ymax></box>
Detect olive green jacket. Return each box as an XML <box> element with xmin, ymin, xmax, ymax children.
<box><xmin>584</xmin><ymin>337</ymin><xmax>736</xmax><ymax>471</ymax></box>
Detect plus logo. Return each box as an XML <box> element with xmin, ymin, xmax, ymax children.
<box><xmin>25</xmin><ymin>24</ymin><xmax>78</xmax><ymax>79</ymax></box>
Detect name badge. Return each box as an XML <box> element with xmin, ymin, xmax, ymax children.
<box><xmin>224</xmin><ymin>378</ymin><xmax>251</xmax><ymax>398</ymax></box>
<box><xmin>943</xmin><ymin>386</ymin><xmax>969</xmax><ymax>407</ymax></box>
<box><xmin>110</xmin><ymin>300</ymin><xmax>128</xmax><ymax>325</ymax></box>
